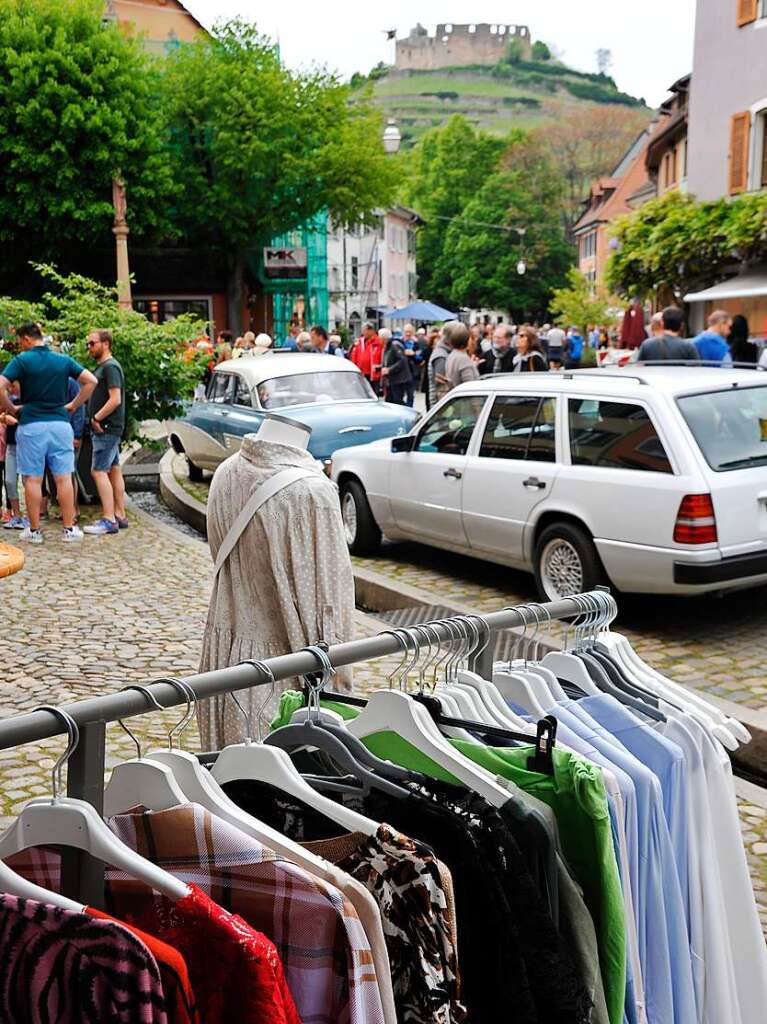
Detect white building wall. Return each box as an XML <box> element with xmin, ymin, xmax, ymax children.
<box><xmin>687</xmin><ymin>0</ymin><xmax>767</xmax><ymax>199</ymax></box>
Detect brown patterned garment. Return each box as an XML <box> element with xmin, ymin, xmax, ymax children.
<box><xmin>221</xmin><ymin>779</ymin><xmax>467</xmax><ymax>1024</ymax></box>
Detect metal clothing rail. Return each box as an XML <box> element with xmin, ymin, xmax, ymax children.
<box><xmin>0</xmin><ymin>591</ymin><xmax>600</xmax><ymax>906</ymax></box>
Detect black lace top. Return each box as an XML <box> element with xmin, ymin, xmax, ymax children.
<box><xmin>223</xmin><ymin>773</ymin><xmax>591</xmax><ymax>1024</ymax></box>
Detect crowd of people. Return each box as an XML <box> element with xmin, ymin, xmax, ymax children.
<box><xmin>0</xmin><ymin>323</ymin><xmax>128</xmax><ymax>544</ymax></box>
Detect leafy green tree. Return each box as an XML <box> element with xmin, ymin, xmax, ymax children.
<box><xmin>0</xmin><ymin>0</ymin><xmax>173</xmax><ymax>290</ymax></box>
<box><xmin>531</xmin><ymin>41</ymin><xmax>551</xmax><ymax>61</ymax></box>
<box><xmin>402</xmin><ymin>117</ymin><xmax>508</xmax><ymax>306</ymax></box>
<box><xmin>438</xmin><ymin>136</ymin><xmax>573</xmax><ymax>319</ymax></box>
<box><xmin>606</xmin><ymin>190</ymin><xmax>767</xmax><ymax>298</ymax></box>
<box><xmin>162</xmin><ymin>19</ymin><xmax>400</xmax><ymax>328</ymax></box>
<box><xmin>10</xmin><ymin>265</ymin><xmax>206</xmax><ymax>439</ymax></box>
<box><xmin>504</xmin><ymin>38</ymin><xmax>525</xmax><ymax>64</ymax></box>
<box><xmin>549</xmin><ymin>268</ymin><xmax>611</xmax><ymax>336</ymax></box>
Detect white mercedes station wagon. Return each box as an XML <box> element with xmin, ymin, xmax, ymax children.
<box><xmin>331</xmin><ymin>367</ymin><xmax>767</xmax><ymax>600</ymax></box>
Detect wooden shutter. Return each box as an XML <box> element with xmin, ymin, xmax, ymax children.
<box><xmin>737</xmin><ymin>0</ymin><xmax>758</xmax><ymax>26</ymax></box>
<box><xmin>729</xmin><ymin>111</ymin><xmax>751</xmax><ymax>194</ymax></box>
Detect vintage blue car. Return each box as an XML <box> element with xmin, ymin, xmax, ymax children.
<box><xmin>167</xmin><ymin>352</ymin><xmax>420</xmax><ymax>479</ymax></box>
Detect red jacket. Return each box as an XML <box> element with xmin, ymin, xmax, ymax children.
<box><xmin>350</xmin><ymin>335</ymin><xmax>384</xmax><ymax>380</ymax></box>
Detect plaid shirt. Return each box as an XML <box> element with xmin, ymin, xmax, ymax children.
<box><xmin>9</xmin><ymin>804</ymin><xmax>384</xmax><ymax>1024</ymax></box>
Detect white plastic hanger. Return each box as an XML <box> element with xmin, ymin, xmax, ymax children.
<box><xmin>103</xmin><ymin>686</ymin><xmax>189</xmax><ymax>816</ymax></box>
<box><xmin>141</xmin><ymin>679</ymin><xmax>381</xmax><ymax>883</ymax></box>
<box><xmin>539</xmin><ymin>597</ymin><xmax>602</xmax><ymax>698</ymax></box>
<box><xmin>0</xmin><ymin>859</ymin><xmax>85</xmax><ymax>913</ymax></box>
<box><xmin>208</xmin><ymin>671</ymin><xmax>380</xmax><ymax>836</ymax></box>
<box><xmin>0</xmin><ymin>707</ymin><xmax>188</xmax><ymax>902</ymax></box>
<box><xmin>347</xmin><ymin>689</ymin><xmax>516</xmax><ymax>806</ymax></box>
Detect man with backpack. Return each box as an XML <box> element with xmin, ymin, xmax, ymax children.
<box><xmin>565</xmin><ymin>326</ymin><xmax>584</xmax><ymax>369</ymax></box>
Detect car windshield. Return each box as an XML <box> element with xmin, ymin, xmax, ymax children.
<box><xmin>256</xmin><ymin>371</ymin><xmax>375</xmax><ymax>409</ymax></box>
<box><xmin>677</xmin><ymin>385</ymin><xmax>767</xmax><ymax>472</ymax></box>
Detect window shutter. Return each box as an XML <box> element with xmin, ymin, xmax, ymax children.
<box><xmin>737</xmin><ymin>0</ymin><xmax>758</xmax><ymax>26</ymax></box>
<box><xmin>728</xmin><ymin>111</ymin><xmax>751</xmax><ymax>194</ymax></box>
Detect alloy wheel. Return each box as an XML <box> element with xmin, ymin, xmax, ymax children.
<box><xmin>540</xmin><ymin>537</ymin><xmax>584</xmax><ymax>600</ymax></box>
<box><xmin>341</xmin><ymin>491</ymin><xmax>358</xmax><ymax>547</ymax></box>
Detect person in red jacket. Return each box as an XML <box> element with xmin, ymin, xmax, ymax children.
<box><xmin>350</xmin><ymin>322</ymin><xmax>384</xmax><ymax>394</ymax></box>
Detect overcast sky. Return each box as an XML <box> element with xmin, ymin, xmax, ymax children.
<box><xmin>184</xmin><ymin>0</ymin><xmax>696</xmax><ymax>108</ymax></box>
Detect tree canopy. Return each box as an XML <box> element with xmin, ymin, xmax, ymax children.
<box><xmin>0</xmin><ymin>0</ymin><xmax>172</xmax><ymax>282</ymax></box>
<box><xmin>606</xmin><ymin>190</ymin><xmax>767</xmax><ymax>299</ymax></box>
<box><xmin>403</xmin><ymin>119</ymin><xmax>571</xmax><ymax>317</ymax></box>
<box><xmin>401</xmin><ymin>117</ymin><xmax>508</xmax><ymax>307</ymax></box>
<box><xmin>549</xmin><ymin>268</ymin><xmax>612</xmax><ymax>336</ymax></box>
<box><xmin>439</xmin><ymin>137</ymin><xmax>573</xmax><ymax>319</ymax></box>
<box><xmin>162</xmin><ymin>19</ymin><xmax>400</xmax><ymax>324</ymax></box>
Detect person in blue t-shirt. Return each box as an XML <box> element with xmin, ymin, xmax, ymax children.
<box><xmin>0</xmin><ymin>322</ymin><xmax>96</xmax><ymax>544</ymax></box>
<box><xmin>693</xmin><ymin>310</ymin><xmax>733</xmax><ymax>365</ymax></box>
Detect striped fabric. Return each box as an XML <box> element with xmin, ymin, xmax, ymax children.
<box><xmin>0</xmin><ymin>893</ymin><xmax>167</xmax><ymax>1023</ymax></box>
<box><xmin>9</xmin><ymin>804</ymin><xmax>385</xmax><ymax>1024</ymax></box>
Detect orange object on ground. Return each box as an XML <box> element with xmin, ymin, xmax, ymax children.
<box><xmin>0</xmin><ymin>542</ymin><xmax>24</xmax><ymax>578</ymax></box>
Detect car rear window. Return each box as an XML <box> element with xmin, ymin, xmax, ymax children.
<box><xmin>568</xmin><ymin>399</ymin><xmax>673</xmax><ymax>473</ymax></box>
<box><xmin>677</xmin><ymin>385</ymin><xmax>767</xmax><ymax>472</ymax></box>
<box><xmin>256</xmin><ymin>371</ymin><xmax>374</xmax><ymax>409</ymax></box>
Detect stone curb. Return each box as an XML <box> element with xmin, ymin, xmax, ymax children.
<box><xmin>158</xmin><ymin>449</ymin><xmax>207</xmax><ymax>535</ymax></box>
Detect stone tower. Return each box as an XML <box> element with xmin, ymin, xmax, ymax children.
<box><xmin>395</xmin><ymin>22</ymin><xmax>531</xmax><ymax>72</ymax></box>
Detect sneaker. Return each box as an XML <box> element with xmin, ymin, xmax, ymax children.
<box><xmin>115</xmin><ymin>515</ymin><xmax>129</xmax><ymax>530</ymax></box>
<box><xmin>3</xmin><ymin>516</ymin><xmax>28</xmax><ymax>530</ymax></box>
<box><xmin>83</xmin><ymin>518</ymin><xmax>119</xmax><ymax>536</ymax></box>
<box><xmin>63</xmin><ymin>525</ymin><xmax>84</xmax><ymax>541</ymax></box>
<box><xmin>19</xmin><ymin>527</ymin><xmax>43</xmax><ymax>544</ymax></box>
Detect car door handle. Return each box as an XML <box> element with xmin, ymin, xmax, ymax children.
<box><xmin>523</xmin><ymin>476</ymin><xmax>546</xmax><ymax>490</ymax></box>
<box><xmin>220</xmin><ymin>409</ymin><xmax>230</xmax><ymax>416</ymax></box>
<box><xmin>444</xmin><ymin>467</ymin><xmax>462</xmax><ymax>480</ymax></box>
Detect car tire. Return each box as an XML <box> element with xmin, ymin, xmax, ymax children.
<box><xmin>534</xmin><ymin>521</ymin><xmax>605</xmax><ymax>602</ymax></box>
<box><xmin>187</xmin><ymin>457</ymin><xmax>204</xmax><ymax>483</ymax></box>
<box><xmin>340</xmin><ymin>479</ymin><xmax>382</xmax><ymax>555</ymax></box>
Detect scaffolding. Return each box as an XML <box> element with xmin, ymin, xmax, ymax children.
<box><xmin>264</xmin><ymin>212</ymin><xmax>329</xmax><ymax>344</ymax></box>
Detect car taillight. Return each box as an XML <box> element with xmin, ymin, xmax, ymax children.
<box><xmin>674</xmin><ymin>493</ymin><xmax>718</xmax><ymax>544</ymax></box>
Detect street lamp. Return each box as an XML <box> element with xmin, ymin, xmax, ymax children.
<box><xmin>516</xmin><ymin>259</ymin><xmax>527</xmax><ymax>276</ymax></box>
<box><xmin>382</xmin><ymin>119</ymin><xmax>402</xmax><ymax>155</ymax></box>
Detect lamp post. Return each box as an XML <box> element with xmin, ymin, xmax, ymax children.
<box><xmin>382</xmin><ymin>118</ymin><xmax>402</xmax><ymax>155</ymax></box>
<box><xmin>112</xmin><ymin>177</ymin><xmax>132</xmax><ymax>311</ymax></box>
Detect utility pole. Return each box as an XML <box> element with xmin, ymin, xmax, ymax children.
<box><xmin>342</xmin><ymin>228</ymin><xmax>348</xmax><ymax>330</ymax></box>
<box><xmin>112</xmin><ymin>177</ymin><xmax>132</xmax><ymax>311</ymax></box>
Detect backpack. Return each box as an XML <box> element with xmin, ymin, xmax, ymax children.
<box><xmin>569</xmin><ymin>335</ymin><xmax>583</xmax><ymax>361</ymax></box>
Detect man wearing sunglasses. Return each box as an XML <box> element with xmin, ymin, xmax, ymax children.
<box><xmin>83</xmin><ymin>329</ymin><xmax>128</xmax><ymax>536</ymax></box>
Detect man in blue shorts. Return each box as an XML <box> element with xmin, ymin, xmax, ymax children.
<box><xmin>83</xmin><ymin>329</ymin><xmax>128</xmax><ymax>536</ymax></box>
<box><xmin>0</xmin><ymin>323</ymin><xmax>96</xmax><ymax>543</ymax></box>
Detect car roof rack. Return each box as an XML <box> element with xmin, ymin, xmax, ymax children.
<box><xmin>556</xmin><ymin>370</ymin><xmax>650</xmax><ymax>385</ymax></box>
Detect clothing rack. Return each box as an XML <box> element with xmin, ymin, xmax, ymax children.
<box><xmin>0</xmin><ymin>592</ymin><xmax>600</xmax><ymax>907</ymax></box>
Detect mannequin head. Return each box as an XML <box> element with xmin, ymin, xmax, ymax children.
<box><xmin>254</xmin><ymin>412</ymin><xmax>312</xmax><ymax>450</ymax></box>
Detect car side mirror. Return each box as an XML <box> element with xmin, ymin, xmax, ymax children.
<box><xmin>391</xmin><ymin>435</ymin><xmax>416</xmax><ymax>453</ymax></box>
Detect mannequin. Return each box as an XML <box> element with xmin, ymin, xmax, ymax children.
<box><xmin>197</xmin><ymin>415</ymin><xmax>355</xmax><ymax>749</ymax></box>
<box><xmin>255</xmin><ymin>412</ymin><xmax>310</xmax><ymax>449</ymax></box>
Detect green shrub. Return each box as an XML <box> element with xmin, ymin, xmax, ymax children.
<box><xmin>531</xmin><ymin>41</ymin><xmax>551</xmax><ymax>61</ymax></box>
<box><xmin>0</xmin><ymin>266</ymin><xmax>207</xmax><ymax>439</ymax></box>
<box><xmin>564</xmin><ymin>80</ymin><xmax>641</xmax><ymax>106</ymax></box>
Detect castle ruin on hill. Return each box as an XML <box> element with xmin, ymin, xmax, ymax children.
<box><xmin>395</xmin><ymin>22</ymin><xmax>531</xmax><ymax>72</ymax></box>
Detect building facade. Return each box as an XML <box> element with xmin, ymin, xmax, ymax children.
<box><xmin>327</xmin><ymin>207</ymin><xmax>423</xmax><ymax>332</ymax></box>
<box><xmin>573</xmin><ymin>129</ymin><xmax>654</xmax><ymax>293</ymax></box>
<box><xmin>687</xmin><ymin>0</ymin><xmax>767</xmax><ymax>199</ymax></box>
<box><xmin>395</xmin><ymin>22</ymin><xmax>531</xmax><ymax>72</ymax></box>
<box><xmin>645</xmin><ymin>76</ymin><xmax>690</xmax><ymax>198</ymax></box>
<box><xmin>106</xmin><ymin>0</ymin><xmax>204</xmax><ymax>53</ymax></box>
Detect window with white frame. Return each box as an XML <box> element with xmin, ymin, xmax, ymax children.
<box><xmin>580</xmin><ymin>231</ymin><xmax>597</xmax><ymax>260</ymax></box>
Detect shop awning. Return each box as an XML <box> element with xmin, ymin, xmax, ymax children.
<box><xmin>685</xmin><ymin>272</ymin><xmax>767</xmax><ymax>302</ymax></box>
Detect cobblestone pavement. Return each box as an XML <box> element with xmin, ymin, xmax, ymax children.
<box><xmin>2</xmin><ymin>492</ymin><xmax>764</xmax><ymax>939</ymax></box>
<box><xmin>353</xmin><ymin>542</ymin><xmax>767</xmax><ymax>710</ymax></box>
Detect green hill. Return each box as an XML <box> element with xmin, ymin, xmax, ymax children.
<box><xmin>353</xmin><ymin>58</ymin><xmax>651</xmax><ymax>147</ymax></box>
